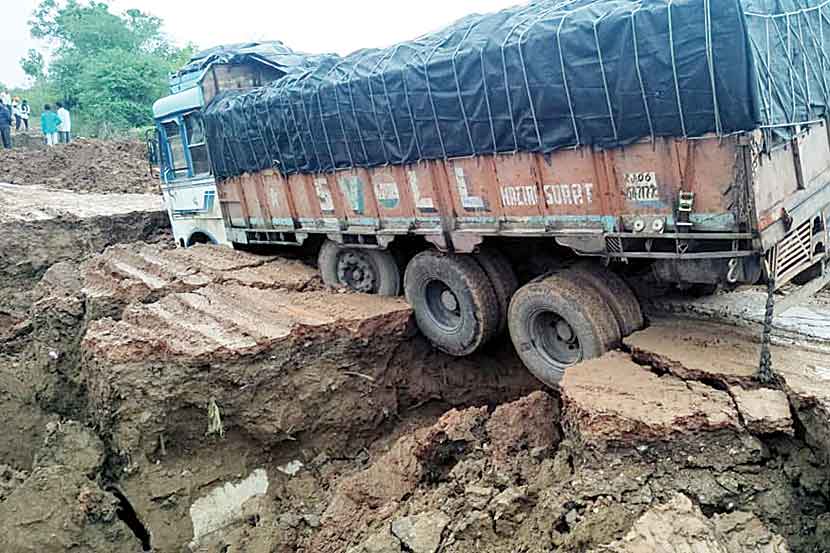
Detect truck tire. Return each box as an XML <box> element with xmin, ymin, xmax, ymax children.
<box><xmin>404</xmin><ymin>250</ymin><xmax>500</xmax><ymax>356</ymax></box>
<box><xmin>474</xmin><ymin>247</ymin><xmax>519</xmax><ymax>337</ymax></box>
<box><xmin>318</xmin><ymin>240</ymin><xmax>401</xmax><ymax>296</ymax></box>
<box><xmin>508</xmin><ymin>273</ymin><xmax>621</xmax><ymax>387</ymax></box>
<box><xmin>562</xmin><ymin>262</ymin><xmax>644</xmax><ymax>336</ymax></box>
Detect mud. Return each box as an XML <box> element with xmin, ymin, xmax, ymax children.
<box><xmin>0</xmin><ymin>183</ymin><xmax>169</xmax><ymax>323</ymax></box>
<box><xmin>0</xmin><ymin>138</ymin><xmax>158</xmax><ymax>194</ymax></box>
<box><xmin>1</xmin><ymin>237</ymin><xmax>829</xmax><ymax>552</ymax></box>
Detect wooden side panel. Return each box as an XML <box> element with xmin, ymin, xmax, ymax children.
<box><xmin>289</xmin><ymin>174</ymin><xmax>320</xmax><ymax>228</ymax></box>
<box><xmin>754</xmin><ymin>145</ymin><xmax>799</xmax><ymax>224</ymax></box>
<box><xmin>683</xmin><ymin>139</ymin><xmax>739</xmax><ymax>213</ymax></box>
<box><xmin>492</xmin><ymin>152</ymin><xmax>544</xmax><ymax>224</ymax></box>
<box><xmin>446</xmin><ymin>157</ymin><xmax>500</xmax><ymax>228</ymax></box>
<box><xmin>224</xmin><ymin>135</ymin><xmax>763</xmax><ymax>237</ymax></box>
<box><xmin>201</xmin><ymin>64</ymin><xmax>285</xmax><ymax>104</ymax></box>
<box><xmin>366</xmin><ymin>165</ymin><xmax>416</xmax><ymax>229</ymax></box>
<box><xmin>217</xmin><ymin>176</ymin><xmax>248</xmax><ymax>228</ymax></box>
<box><xmin>241</xmin><ymin>173</ymin><xmax>273</xmax><ymax>228</ymax></box>
<box><xmin>534</xmin><ymin>149</ymin><xmax>609</xmax><ymax>219</ymax></box>
<box><xmin>260</xmin><ymin>169</ymin><xmax>296</xmax><ymax>228</ymax></box>
<box><xmin>407</xmin><ymin>162</ymin><xmax>444</xmax><ymax>229</ymax></box>
<box><xmin>333</xmin><ymin>168</ymin><xmax>380</xmax><ymax>228</ymax></box>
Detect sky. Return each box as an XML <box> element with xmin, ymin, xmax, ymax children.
<box><xmin>1</xmin><ymin>0</ymin><xmax>521</xmax><ymax>89</ymax></box>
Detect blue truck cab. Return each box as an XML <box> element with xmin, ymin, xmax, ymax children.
<box><xmin>152</xmin><ymin>41</ymin><xmax>308</xmax><ymax>247</ymax></box>
<box><xmin>153</xmin><ymin>86</ymin><xmax>225</xmax><ymax>247</ymax></box>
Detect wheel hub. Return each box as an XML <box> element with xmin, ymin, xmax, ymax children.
<box><xmin>337</xmin><ymin>252</ymin><xmax>377</xmax><ymax>293</ymax></box>
<box><xmin>531</xmin><ymin>311</ymin><xmax>582</xmax><ymax>367</ymax></box>
<box><xmin>425</xmin><ymin>280</ymin><xmax>462</xmax><ymax>332</ymax></box>
<box><xmin>556</xmin><ymin>320</ymin><xmax>574</xmax><ymax>342</ymax></box>
<box><xmin>440</xmin><ymin>290</ymin><xmax>459</xmax><ymax>312</ymax></box>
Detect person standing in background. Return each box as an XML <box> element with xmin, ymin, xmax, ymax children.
<box><xmin>41</xmin><ymin>104</ymin><xmax>61</xmax><ymax>146</ymax></box>
<box><xmin>19</xmin><ymin>100</ymin><xmax>30</xmax><ymax>131</ymax></box>
<box><xmin>11</xmin><ymin>97</ymin><xmax>21</xmax><ymax>131</ymax></box>
<box><xmin>0</xmin><ymin>99</ymin><xmax>12</xmax><ymax>149</ymax></box>
<box><xmin>56</xmin><ymin>102</ymin><xmax>71</xmax><ymax>144</ymax></box>
<box><xmin>0</xmin><ymin>91</ymin><xmax>10</xmax><ymax>111</ymax></box>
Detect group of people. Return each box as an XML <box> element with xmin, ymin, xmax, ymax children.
<box><xmin>40</xmin><ymin>103</ymin><xmax>72</xmax><ymax>146</ymax></box>
<box><xmin>0</xmin><ymin>90</ymin><xmax>71</xmax><ymax>149</ymax></box>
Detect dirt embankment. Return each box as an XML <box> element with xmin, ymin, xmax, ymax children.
<box><xmin>0</xmin><ymin>182</ymin><xmax>168</xmax><ymax>326</ymax></box>
<box><xmin>0</xmin><ymin>243</ymin><xmax>543</xmax><ymax>553</ymax></box>
<box><xmin>1</xmin><ymin>239</ymin><xmax>829</xmax><ymax>553</ymax></box>
<box><xmin>0</xmin><ymin>138</ymin><xmax>157</xmax><ymax>194</ymax></box>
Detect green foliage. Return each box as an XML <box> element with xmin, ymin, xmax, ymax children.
<box><xmin>20</xmin><ymin>50</ymin><xmax>46</xmax><ymax>82</ymax></box>
<box><xmin>21</xmin><ymin>0</ymin><xmax>195</xmax><ymax>137</ymax></box>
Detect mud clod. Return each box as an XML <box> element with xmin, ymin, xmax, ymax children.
<box><xmin>589</xmin><ymin>493</ymin><xmax>790</xmax><ymax>553</ymax></box>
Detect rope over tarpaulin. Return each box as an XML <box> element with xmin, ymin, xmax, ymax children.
<box><xmin>203</xmin><ymin>0</ymin><xmax>830</xmax><ymax>180</ymax></box>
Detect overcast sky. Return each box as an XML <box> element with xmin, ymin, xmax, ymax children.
<box><xmin>2</xmin><ymin>0</ymin><xmax>521</xmax><ymax>88</ymax></box>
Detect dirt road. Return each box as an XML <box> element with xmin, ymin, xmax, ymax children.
<box><xmin>0</xmin><ymin>216</ymin><xmax>828</xmax><ymax>552</ymax></box>
<box><xmin>0</xmin><ymin>138</ymin><xmax>158</xmax><ymax>194</ymax></box>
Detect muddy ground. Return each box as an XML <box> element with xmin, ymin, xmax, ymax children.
<box><xmin>0</xmin><ymin>138</ymin><xmax>158</xmax><ymax>194</ymax></box>
<box><xmin>0</xmin><ymin>184</ymin><xmax>828</xmax><ymax>552</ymax></box>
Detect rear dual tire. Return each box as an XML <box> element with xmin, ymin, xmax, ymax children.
<box><xmin>561</xmin><ymin>262</ymin><xmax>644</xmax><ymax>337</ymax></box>
<box><xmin>508</xmin><ymin>273</ymin><xmax>622</xmax><ymax>388</ymax></box>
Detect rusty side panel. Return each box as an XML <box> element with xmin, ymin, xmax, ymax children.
<box><xmin>754</xmin><ymin>124</ymin><xmax>830</xmax><ymax>231</ymax></box>
<box><xmin>219</xmin><ymin>136</ymin><xmax>751</xmax><ymax>239</ymax></box>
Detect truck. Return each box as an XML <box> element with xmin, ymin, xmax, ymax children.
<box><xmin>152</xmin><ymin>42</ymin><xmax>312</xmax><ymax>247</ymax></box>
<box><xmin>196</xmin><ymin>0</ymin><xmax>830</xmax><ymax>387</ymax></box>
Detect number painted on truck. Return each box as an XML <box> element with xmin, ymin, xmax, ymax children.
<box><xmin>500</xmin><ymin>185</ymin><xmax>539</xmax><ymax>208</ymax></box>
<box><xmin>624</xmin><ymin>172</ymin><xmax>660</xmax><ymax>202</ymax></box>
<box><xmin>543</xmin><ymin>183</ymin><xmax>594</xmax><ymax>206</ymax></box>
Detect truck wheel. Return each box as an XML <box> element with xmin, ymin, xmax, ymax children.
<box><xmin>474</xmin><ymin>247</ymin><xmax>519</xmax><ymax>336</ymax></box>
<box><xmin>508</xmin><ymin>274</ymin><xmax>621</xmax><ymax>387</ymax></box>
<box><xmin>562</xmin><ymin>262</ymin><xmax>644</xmax><ymax>336</ymax></box>
<box><xmin>318</xmin><ymin>240</ymin><xmax>401</xmax><ymax>296</ymax></box>
<box><xmin>404</xmin><ymin>250</ymin><xmax>500</xmax><ymax>356</ymax></box>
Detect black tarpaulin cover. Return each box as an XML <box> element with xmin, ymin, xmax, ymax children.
<box><xmin>176</xmin><ymin>41</ymin><xmax>311</xmax><ymax>78</ymax></box>
<box><xmin>203</xmin><ymin>0</ymin><xmax>830</xmax><ymax>180</ymax></box>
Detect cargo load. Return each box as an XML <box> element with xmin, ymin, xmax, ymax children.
<box><xmin>203</xmin><ymin>0</ymin><xmax>830</xmax><ymax>179</ymax></box>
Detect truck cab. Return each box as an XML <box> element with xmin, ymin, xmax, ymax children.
<box><xmin>153</xmin><ymin>87</ymin><xmax>227</xmax><ymax>247</ymax></box>
<box><xmin>152</xmin><ymin>41</ymin><xmax>307</xmax><ymax>248</ymax></box>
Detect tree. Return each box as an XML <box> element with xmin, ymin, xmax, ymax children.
<box><xmin>20</xmin><ymin>50</ymin><xmax>46</xmax><ymax>82</ymax></box>
<box><xmin>24</xmin><ymin>0</ymin><xmax>194</xmax><ymax>136</ymax></box>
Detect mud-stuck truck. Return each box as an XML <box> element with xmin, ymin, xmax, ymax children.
<box><xmin>184</xmin><ymin>0</ymin><xmax>830</xmax><ymax>386</ymax></box>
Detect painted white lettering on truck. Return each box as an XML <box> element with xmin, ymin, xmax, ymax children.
<box><xmin>543</xmin><ymin>183</ymin><xmax>594</xmax><ymax>206</ymax></box>
<box><xmin>454</xmin><ymin>167</ymin><xmax>486</xmax><ymax>210</ymax></box>
<box><xmin>338</xmin><ymin>175</ymin><xmax>365</xmax><ymax>214</ymax></box>
<box><xmin>268</xmin><ymin>188</ymin><xmax>281</xmax><ymax>211</ymax></box>
<box><xmin>500</xmin><ymin>185</ymin><xmax>539</xmax><ymax>208</ymax></box>
<box><xmin>408</xmin><ymin>170</ymin><xmax>436</xmax><ymax>211</ymax></box>
<box><xmin>314</xmin><ymin>178</ymin><xmax>334</xmax><ymax>213</ymax></box>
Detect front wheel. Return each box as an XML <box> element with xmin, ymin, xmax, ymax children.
<box><xmin>318</xmin><ymin>240</ymin><xmax>401</xmax><ymax>296</ymax></box>
<box><xmin>508</xmin><ymin>274</ymin><xmax>621</xmax><ymax>387</ymax></box>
